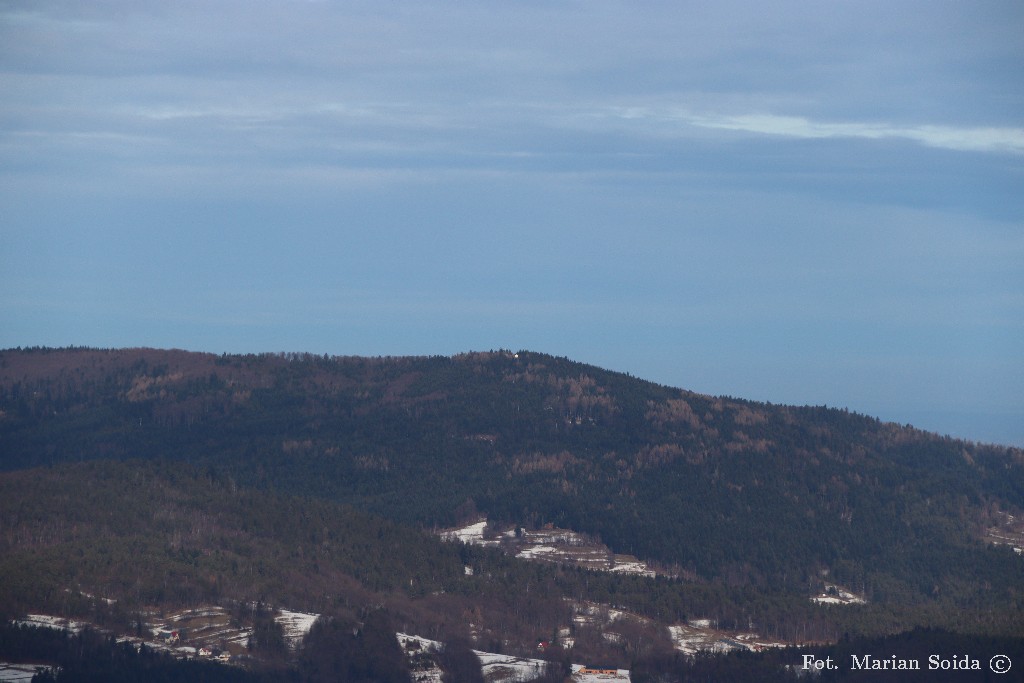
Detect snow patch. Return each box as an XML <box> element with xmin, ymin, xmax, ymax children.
<box><xmin>810</xmin><ymin>585</ymin><xmax>866</xmax><ymax>605</ymax></box>
<box><xmin>668</xmin><ymin>622</ymin><xmax>786</xmax><ymax>655</ymax></box>
<box><xmin>440</xmin><ymin>520</ymin><xmax>498</xmax><ymax>545</ymax></box>
<box><xmin>15</xmin><ymin>614</ymin><xmax>86</xmax><ymax>633</ymax></box>
<box><xmin>275</xmin><ymin>609</ymin><xmax>320</xmax><ymax>648</ymax></box>
<box><xmin>398</xmin><ymin>634</ymin><xmax>552</xmax><ymax>683</ymax></box>
<box><xmin>397</xmin><ymin>633</ymin><xmax>441</xmax><ymax>653</ymax></box>
<box><xmin>0</xmin><ymin>663</ymin><xmax>52</xmax><ymax>682</ymax></box>
<box><xmin>476</xmin><ymin>651</ymin><xmax>551</xmax><ymax>682</ymax></box>
<box><xmin>440</xmin><ymin>520</ymin><xmax>664</xmax><ymax>578</ymax></box>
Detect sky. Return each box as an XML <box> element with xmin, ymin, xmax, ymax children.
<box><xmin>1</xmin><ymin>1</ymin><xmax>1022</xmax><ymax>446</ymax></box>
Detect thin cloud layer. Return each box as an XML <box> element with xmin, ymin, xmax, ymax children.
<box><xmin>684</xmin><ymin>113</ymin><xmax>1024</xmax><ymax>155</ymax></box>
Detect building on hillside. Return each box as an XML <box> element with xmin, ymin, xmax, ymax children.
<box><xmin>157</xmin><ymin>630</ymin><xmax>180</xmax><ymax>644</ymax></box>
<box><xmin>571</xmin><ymin>664</ymin><xmax>631</xmax><ymax>682</ymax></box>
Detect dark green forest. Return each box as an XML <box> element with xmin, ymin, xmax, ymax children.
<box><xmin>2</xmin><ymin>347</ymin><xmax>1023</xmax><ymax>678</ymax></box>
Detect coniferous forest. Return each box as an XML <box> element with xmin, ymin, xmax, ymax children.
<box><xmin>1</xmin><ymin>347</ymin><xmax>1022</xmax><ymax>680</ymax></box>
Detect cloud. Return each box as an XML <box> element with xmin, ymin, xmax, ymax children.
<box><xmin>686</xmin><ymin>112</ymin><xmax>1024</xmax><ymax>155</ymax></box>
<box><xmin>601</xmin><ymin>107</ymin><xmax>1024</xmax><ymax>155</ymax></box>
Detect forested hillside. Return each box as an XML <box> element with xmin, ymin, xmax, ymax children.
<box><xmin>2</xmin><ymin>347</ymin><xmax>1023</xmax><ymax>652</ymax></box>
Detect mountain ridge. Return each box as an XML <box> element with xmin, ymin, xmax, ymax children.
<box><xmin>2</xmin><ymin>346</ymin><xmax>1022</xmax><ymax>645</ymax></box>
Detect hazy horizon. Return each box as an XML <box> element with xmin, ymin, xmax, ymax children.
<box><xmin>2</xmin><ymin>1</ymin><xmax>1022</xmax><ymax>446</ymax></box>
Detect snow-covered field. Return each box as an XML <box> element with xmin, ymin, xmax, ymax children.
<box><xmin>9</xmin><ymin>606</ymin><xmax>626</xmax><ymax>682</ymax></box>
<box><xmin>668</xmin><ymin>622</ymin><xmax>787</xmax><ymax>655</ymax></box>
<box><xmin>986</xmin><ymin>512</ymin><xmax>1024</xmax><ymax>554</ymax></box>
<box><xmin>571</xmin><ymin>600</ymin><xmax>779</xmax><ymax>663</ymax></box>
<box><xmin>810</xmin><ymin>586</ymin><xmax>866</xmax><ymax>605</ymax></box>
<box><xmin>439</xmin><ymin>520</ymin><xmax>501</xmax><ymax>545</ymax></box>
<box><xmin>477</xmin><ymin>652</ymin><xmax>552</xmax><ymax>683</ymax></box>
<box><xmin>399</xmin><ymin>633</ymin><xmax>564</xmax><ymax>683</ymax></box>
<box><xmin>0</xmin><ymin>663</ymin><xmax>52</xmax><ymax>683</ymax></box>
<box><xmin>439</xmin><ymin>520</ymin><xmax>661</xmax><ymax>577</ymax></box>
<box><xmin>608</xmin><ymin>556</ymin><xmax>655</xmax><ymax>578</ymax></box>
<box><xmin>398</xmin><ymin>633</ymin><xmax>444</xmax><ymax>683</ymax></box>
<box><xmin>409</xmin><ymin>664</ymin><xmax>444</xmax><ymax>683</ymax></box>
<box><xmin>275</xmin><ymin>609</ymin><xmax>319</xmax><ymax>648</ymax></box>
<box><xmin>153</xmin><ymin>606</ymin><xmax>253</xmax><ymax>653</ymax></box>
<box><xmin>14</xmin><ymin>614</ymin><xmax>86</xmax><ymax>633</ymax></box>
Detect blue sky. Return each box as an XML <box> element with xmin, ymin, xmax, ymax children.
<box><xmin>2</xmin><ymin>1</ymin><xmax>1022</xmax><ymax>446</ymax></box>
